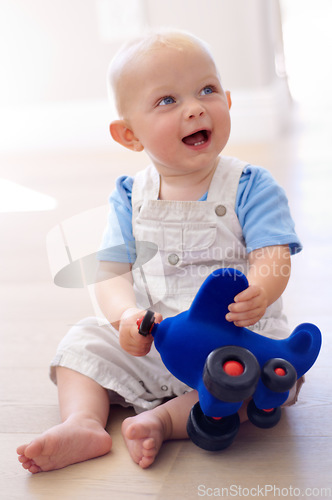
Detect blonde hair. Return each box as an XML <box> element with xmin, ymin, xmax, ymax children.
<box><xmin>108</xmin><ymin>29</ymin><xmax>216</xmax><ymax>117</ymax></box>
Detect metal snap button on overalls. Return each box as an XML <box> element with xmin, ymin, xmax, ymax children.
<box><xmin>215</xmin><ymin>204</ymin><xmax>227</xmax><ymax>216</ymax></box>
<box><xmin>168</xmin><ymin>253</ymin><xmax>180</xmax><ymax>265</ymax></box>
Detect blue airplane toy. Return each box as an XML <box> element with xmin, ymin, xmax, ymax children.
<box><xmin>138</xmin><ymin>268</ymin><xmax>322</xmax><ymax>451</ymax></box>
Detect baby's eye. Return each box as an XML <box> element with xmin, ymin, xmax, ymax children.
<box><xmin>158</xmin><ymin>96</ymin><xmax>176</xmax><ymax>106</ymax></box>
<box><xmin>201</xmin><ymin>86</ymin><xmax>215</xmax><ymax>95</ymax></box>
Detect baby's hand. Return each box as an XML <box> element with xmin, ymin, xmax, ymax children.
<box><xmin>119</xmin><ymin>308</ymin><xmax>162</xmax><ymax>356</ymax></box>
<box><xmin>226</xmin><ymin>285</ymin><xmax>268</xmax><ymax>327</ymax></box>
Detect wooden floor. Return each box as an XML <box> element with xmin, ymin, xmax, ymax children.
<box><xmin>1</xmin><ymin>98</ymin><xmax>332</xmax><ymax>500</ymax></box>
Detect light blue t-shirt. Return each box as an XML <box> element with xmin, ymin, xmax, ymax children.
<box><xmin>98</xmin><ymin>165</ymin><xmax>302</xmax><ymax>263</ymax></box>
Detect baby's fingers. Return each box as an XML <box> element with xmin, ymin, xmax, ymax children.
<box><xmin>227</xmin><ymin>294</ymin><xmax>261</xmax><ymax>316</ymax></box>
<box><xmin>226</xmin><ymin>307</ymin><xmax>264</xmax><ymax>327</ymax></box>
<box><xmin>128</xmin><ymin>328</ymin><xmax>154</xmax><ymax>356</ymax></box>
<box><xmin>233</xmin><ymin>285</ymin><xmax>261</xmax><ymax>303</ymax></box>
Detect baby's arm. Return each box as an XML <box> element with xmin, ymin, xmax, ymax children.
<box><xmin>226</xmin><ymin>245</ymin><xmax>291</xmax><ymax>327</ymax></box>
<box><xmin>95</xmin><ymin>261</ymin><xmax>162</xmax><ymax>356</ymax></box>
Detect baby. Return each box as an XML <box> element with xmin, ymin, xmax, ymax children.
<box><xmin>17</xmin><ymin>29</ymin><xmax>302</xmax><ymax>472</ymax></box>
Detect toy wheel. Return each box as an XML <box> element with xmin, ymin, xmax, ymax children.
<box><xmin>247</xmin><ymin>399</ymin><xmax>282</xmax><ymax>428</ymax></box>
<box><xmin>261</xmin><ymin>358</ymin><xmax>297</xmax><ymax>393</ymax></box>
<box><xmin>137</xmin><ymin>310</ymin><xmax>155</xmax><ymax>336</ymax></box>
<box><xmin>187</xmin><ymin>402</ymin><xmax>240</xmax><ymax>451</ymax></box>
<box><xmin>203</xmin><ymin>346</ymin><xmax>260</xmax><ymax>402</ymax></box>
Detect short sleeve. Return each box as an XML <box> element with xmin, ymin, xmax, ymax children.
<box><xmin>97</xmin><ymin>175</ymin><xmax>136</xmax><ymax>263</ymax></box>
<box><xmin>236</xmin><ymin>165</ymin><xmax>302</xmax><ymax>255</ymax></box>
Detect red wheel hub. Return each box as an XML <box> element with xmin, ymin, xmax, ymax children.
<box><xmin>223</xmin><ymin>360</ymin><xmax>244</xmax><ymax>377</ymax></box>
<box><xmin>274</xmin><ymin>367</ymin><xmax>286</xmax><ymax>376</ymax></box>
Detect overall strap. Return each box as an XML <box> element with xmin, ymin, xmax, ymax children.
<box><xmin>132</xmin><ymin>164</ymin><xmax>160</xmax><ymax>205</ymax></box>
<box><xmin>207</xmin><ymin>156</ymin><xmax>249</xmax><ymax>205</ymax></box>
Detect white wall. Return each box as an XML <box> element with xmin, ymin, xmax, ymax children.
<box><xmin>0</xmin><ymin>0</ymin><xmax>290</xmax><ymax>151</ymax></box>
<box><xmin>0</xmin><ymin>0</ymin><xmax>112</xmax><ymax>106</ymax></box>
<box><xmin>146</xmin><ymin>0</ymin><xmax>291</xmax><ymax>141</ymax></box>
<box><xmin>148</xmin><ymin>0</ymin><xmax>278</xmax><ymax>90</ymax></box>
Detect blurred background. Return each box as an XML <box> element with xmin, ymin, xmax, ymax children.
<box><xmin>1</xmin><ymin>1</ymin><xmax>331</xmax><ymax>495</ymax></box>
<box><xmin>0</xmin><ymin>0</ymin><xmax>331</xmax><ymax>194</ymax></box>
<box><xmin>0</xmin><ymin>0</ymin><xmax>331</xmax><ymax>319</ymax></box>
<box><xmin>1</xmin><ymin>0</ymin><xmax>323</xmax><ymax>152</ymax></box>
<box><xmin>0</xmin><ymin>0</ymin><xmax>331</xmax><ymax>304</ymax></box>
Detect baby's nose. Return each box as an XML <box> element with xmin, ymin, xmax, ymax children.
<box><xmin>185</xmin><ymin>100</ymin><xmax>205</xmax><ymax>119</ymax></box>
<box><xmin>189</xmin><ymin>109</ymin><xmax>204</xmax><ymax>119</ymax></box>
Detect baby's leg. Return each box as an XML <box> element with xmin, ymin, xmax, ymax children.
<box><xmin>17</xmin><ymin>367</ymin><xmax>112</xmax><ymax>473</ymax></box>
<box><xmin>122</xmin><ymin>390</ymin><xmax>198</xmax><ymax>469</ymax></box>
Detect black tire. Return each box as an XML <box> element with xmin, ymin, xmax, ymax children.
<box><xmin>261</xmin><ymin>358</ymin><xmax>297</xmax><ymax>393</ymax></box>
<box><xmin>187</xmin><ymin>402</ymin><xmax>240</xmax><ymax>451</ymax></box>
<box><xmin>203</xmin><ymin>346</ymin><xmax>260</xmax><ymax>402</ymax></box>
<box><xmin>138</xmin><ymin>310</ymin><xmax>155</xmax><ymax>336</ymax></box>
<box><xmin>247</xmin><ymin>399</ymin><xmax>282</xmax><ymax>428</ymax></box>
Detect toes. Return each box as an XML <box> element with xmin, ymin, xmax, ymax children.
<box><xmin>124</xmin><ymin>425</ymin><xmax>137</xmax><ymax>440</ymax></box>
<box><xmin>138</xmin><ymin>439</ymin><xmax>157</xmax><ymax>467</ymax></box>
<box><xmin>21</xmin><ymin>459</ymin><xmax>33</xmax><ymax>469</ymax></box>
<box><xmin>139</xmin><ymin>455</ymin><xmax>155</xmax><ymax>469</ymax></box>
<box><xmin>126</xmin><ymin>422</ymin><xmax>151</xmax><ymax>441</ymax></box>
<box><xmin>17</xmin><ymin>441</ymin><xmax>44</xmax><ymax>473</ymax></box>
<box><xmin>125</xmin><ymin>423</ymin><xmax>140</xmax><ymax>440</ymax></box>
<box><xmin>28</xmin><ymin>464</ymin><xmax>42</xmax><ymax>474</ymax></box>
<box><xmin>142</xmin><ymin>437</ymin><xmax>156</xmax><ymax>451</ymax></box>
<box><xmin>16</xmin><ymin>444</ymin><xmax>28</xmax><ymax>455</ymax></box>
<box><xmin>18</xmin><ymin>454</ymin><xmax>29</xmax><ymax>464</ymax></box>
<box><xmin>24</xmin><ymin>439</ymin><xmax>44</xmax><ymax>459</ymax></box>
<box><xmin>20</xmin><ymin>458</ymin><xmax>41</xmax><ymax>473</ymax></box>
<box><xmin>127</xmin><ymin>437</ymin><xmax>156</xmax><ymax>465</ymax></box>
<box><xmin>122</xmin><ymin>414</ymin><xmax>164</xmax><ymax>469</ymax></box>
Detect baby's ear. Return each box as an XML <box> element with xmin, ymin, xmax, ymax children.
<box><xmin>109</xmin><ymin>120</ymin><xmax>144</xmax><ymax>152</ymax></box>
<box><xmin>225</xmin><ymin>91</ymin><xmax>232</xmax><ymax>110</ymax></box>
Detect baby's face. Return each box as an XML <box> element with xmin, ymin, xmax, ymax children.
<box><xmin>121</xmin><ymin>43</ymin><xmax>231</xmax><ymax>177</ymax></box>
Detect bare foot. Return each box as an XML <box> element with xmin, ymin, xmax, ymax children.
<box><xmin>122</xmin><ymin>410</ymin><xmax>169</xmax><ymax>469</ymax></box>
<box><xmin>16</xmin><ymin>415</ymin><xmax>112</xmax><ymax>473</ymax></box>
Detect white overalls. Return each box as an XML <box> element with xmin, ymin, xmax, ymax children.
<box><xmin>50</xmin><ymin>157</ymin><xmax>299</xmax><ymax>413</ymax></box>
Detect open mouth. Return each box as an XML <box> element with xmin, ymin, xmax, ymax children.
<box><xmin>182</xmin><ymin>129</ymin><xmax>211</xmax><ymax>147</ymax></box>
